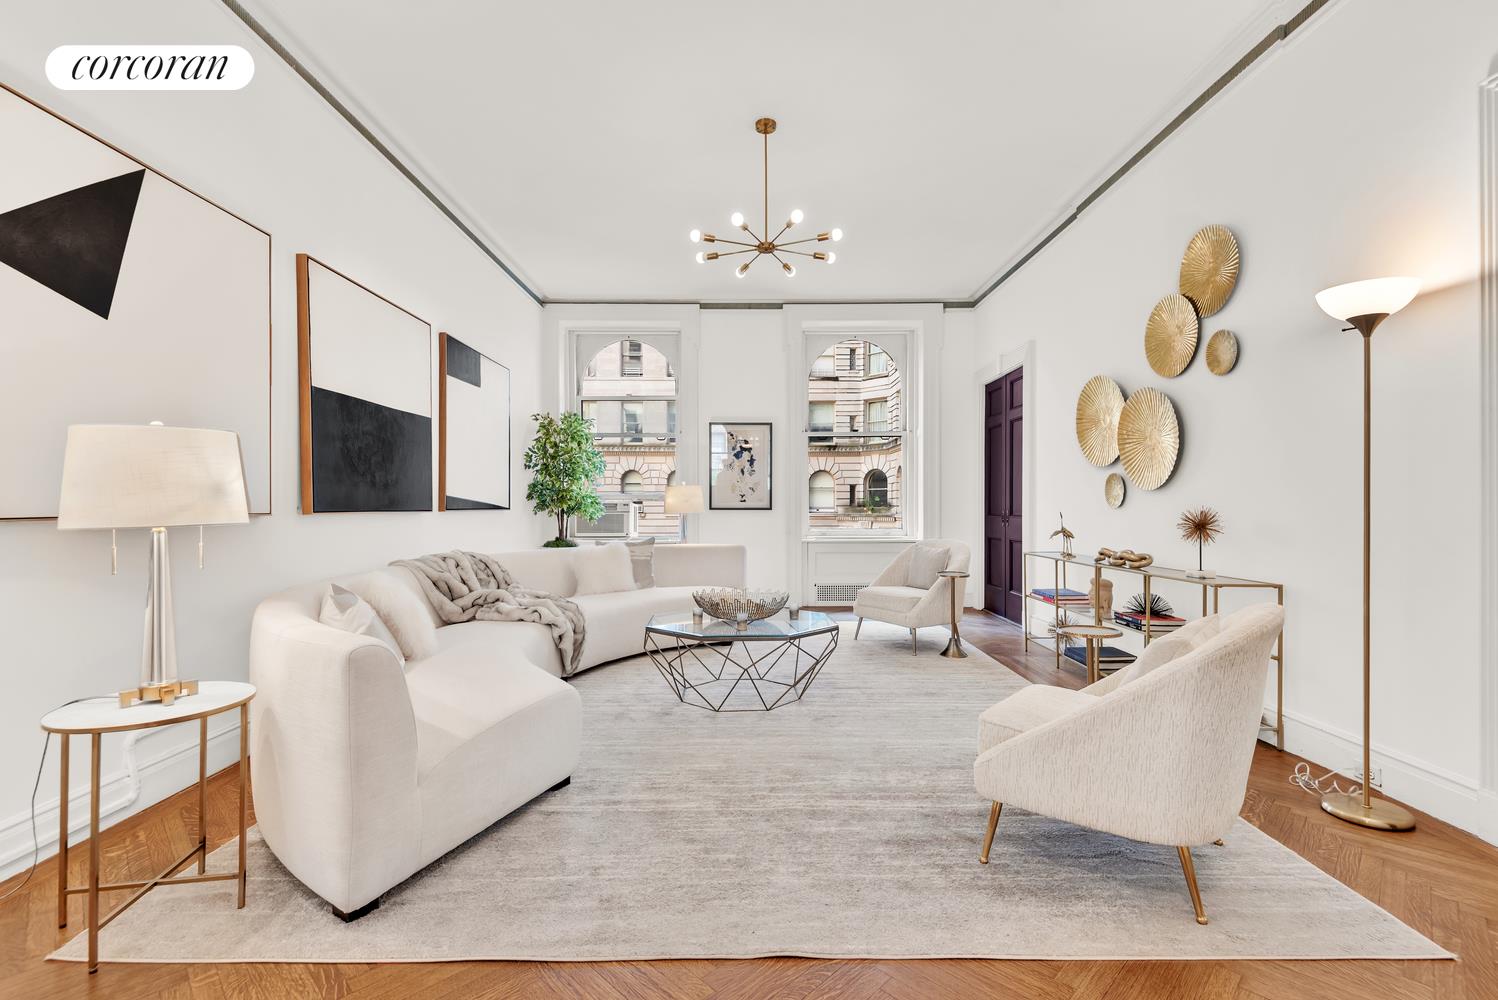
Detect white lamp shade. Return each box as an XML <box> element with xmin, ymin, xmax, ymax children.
<box><xmin>1314</xmin><ymin>276</ymin><xmax>1421</xmax><ymax>322</ymax></box>
<box><xmin>57</xmin><ymin>424</ymin><xmax>250</xmax><ymax>530</ymax></box>
<box><xmin>663</xmin><ymin>484</ymin><xmax>705</xmax><ymax>514</ymax></box>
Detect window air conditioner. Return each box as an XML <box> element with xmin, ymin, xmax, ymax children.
<box><xmin>571</xmin><ymin>501</ymin><xmax>639</xmax><ymax>540</ymax></box>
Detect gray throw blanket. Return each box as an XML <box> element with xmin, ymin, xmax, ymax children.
<box><xmin>394</xmin><ymin>550</ymin><xmax>587</xmax><ymax>677</ymax></box>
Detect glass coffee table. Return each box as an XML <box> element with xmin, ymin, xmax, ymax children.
<box><xmin>643</xmin><ymin>610</ymin><xmax>839</xmax><ymax>712</ymax></box>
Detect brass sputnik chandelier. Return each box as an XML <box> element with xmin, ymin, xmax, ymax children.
<box><xmin>689</xmin><ymin>117</ymin><xmax>843</xmax><ymax>278</ymax></box>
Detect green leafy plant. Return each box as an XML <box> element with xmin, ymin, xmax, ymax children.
<box><xmin>522</xmin><ymin>412</ymin><xmax>606</xmax><ymax>547</ymax></box>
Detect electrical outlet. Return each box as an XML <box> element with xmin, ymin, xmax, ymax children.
<box><xmin>1353</xmin><ymin>766</ymin><xmax>1383</xmax><ymax>788</ymax></box>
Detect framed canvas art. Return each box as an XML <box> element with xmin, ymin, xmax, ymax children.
<box><xmin>0</xmin><ymin>84</ymin><xmax>271</xmax><ymax>518</ymax></box>
<box><xmin>709</xmin><ymin>421</ymin><xmax>772</xmax><ymax>510</ymax></box>
<box><xmin>439</xmin><ymin>332</ymin><xmax>511</xmax><ymax>510</ymax></box>
<box><xmin>297</xmin><ymin>253</ymin><xmax>433</xmax><ymax>513</ymax></box>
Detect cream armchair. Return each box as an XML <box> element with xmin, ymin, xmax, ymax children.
<box><xmin>852</xmin><ymin>539</ymin><xmax>971</xmax><ymax>654</ymax></box>
<box><xmin>972</xmin><ymin>603</ymin><xmax>1285</xmax><ymax>924</ymax></box>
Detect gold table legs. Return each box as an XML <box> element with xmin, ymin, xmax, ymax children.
<box><xmin>59</xmin><ymin>714</ymin><xmax>250</xmax><ymax>974</ymax></box>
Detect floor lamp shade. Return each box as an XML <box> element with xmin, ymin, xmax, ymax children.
<box><xmin>57</xmin><ymin>424</ymin><xmax>249</xmax><ymax>707</ymax></box>
<box><xmin>1314</xmin><ymin>277</ymin><xmax>1420</xmax><ymax>327</ymax></box>
<box><xmin>57</xmin><ymin>424</ymin><xmax>250</xmax><ymax>530</ymax></box>
<box><xmin>664</xmin><ymin>484</ymin><xmax>705</xmax><ymax>514</ymax></box>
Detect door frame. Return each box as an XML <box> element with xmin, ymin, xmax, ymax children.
<box><xmin>973</xmin><ymin>341</ymin><xmax>1036</xmax><ymax>624</ymax></box>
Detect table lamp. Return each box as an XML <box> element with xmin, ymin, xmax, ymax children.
<box><xmin>664</xmin><ymin>483</ymin><xmax>705</xmax><ymax>539</ymax></box>
<box><xmin>1313</xmin><ymin>276</ymin><xmax>1420</xmax><ymax>831</ymax></box>
<box><xmin>57</xmin><ymin>423</ymin><xmax>250</xmax><ymax>707</ymax></box>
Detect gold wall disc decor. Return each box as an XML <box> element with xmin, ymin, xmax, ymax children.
<box><xmin>1144</xmin><ymin>293</ymin><xmax>1199</xmax><ymax>378</ymax></box>
<box><xmin>1205</xmin><ymin>329</ymin><xmax>1239</xmax><ymax>375</ymax></box>
<box><xmin>1105</xmin><ymin>472</ymin><xmax>1125</xmax><ymax>508</ymax></box>
<box><xmin>1179</xmin><ymin>224</ymin><xmax>1240</xmax><ymax>317</ymax></box>
<box><xmin>1075</xmin><ymin>375</ymin><xmax>1125</xmax><ymax>467</ymax></box>
<box><xmin>1117</xmin><ymin>387</ymin><xmax>1181</xmax><ymax>490</ymax></box>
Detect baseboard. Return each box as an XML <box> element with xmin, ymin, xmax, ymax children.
<box><xmin>0</xmin><ymin>718</ymin><xmax>243</xmax><ymax>881</ymax></box>
<box><xmin>1479</xmin><ymin>789</ymin><xmax>1498</xmax><ymax>847</ymax></box>
<box><xmin>1280</xmin><ymin>708</ymin><xmax>1483</xmax><ymax>837</ymax></box>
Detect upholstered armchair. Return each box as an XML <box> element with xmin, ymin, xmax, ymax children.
<box><xmin>972</xmin><ymin>602</ymin><xmax>1285</xmax><ymax>924</ymax></box>
<box><xmin>852</xmin><ymin>539</ymin><xmax>971</xmax><ymax>654</ymax></box>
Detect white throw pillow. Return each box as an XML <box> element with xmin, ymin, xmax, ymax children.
<box><xmin>906</xmin><ymin>543</ymin><xmax>950</xmax><ymax>590</ymax></box>
<box><xmin>616</xmin><ymin>537</ymin><xmax>655</xmax><ymax>589</ymax></box>
<box><xmin>319</xmin><ymin>584</ymin><xmax>403</xmax><ymax>663</ymax></box>
<box><xmin>573</xmin><ymin>542</ymin><xmax>637</xmax><ymax>596</ymax></box>
<box><xmin>345</xmin><ymin>570</ymin><xmax>440</xmax><ymax>660</ymax></box>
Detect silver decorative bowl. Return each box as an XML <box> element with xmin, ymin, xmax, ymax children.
<box><xmin>692</xmin><ymin>587</ymin><xmax>788</xmax><ymax>623</ymax></box>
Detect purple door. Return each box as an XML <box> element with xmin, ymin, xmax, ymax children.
<box><xmin>984</xmin><ymin>369</ymin><xmax>1023</xmax><ymax>621</ymax></box>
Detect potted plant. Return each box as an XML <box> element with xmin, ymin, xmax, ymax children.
<box><xmin>522</xmin><ymin>412</ymin><xmax>605</xmax><ymax>548</ymax></box>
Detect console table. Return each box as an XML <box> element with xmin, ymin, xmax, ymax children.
<box><xmin>1022</xmin><ymin>550</ymin><xmax>1285</xmax><ymax>749</ymax></box>
<box><xmin>41</xmin><ymin>681</ymin><xmax>254</xmax><ymax>974</ymax></box>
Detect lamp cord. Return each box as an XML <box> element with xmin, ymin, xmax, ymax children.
<box><xmin>1288</xmin><ymin>760</ymin><xmax>1364</xmax><ymax>799</ymax></box>
<box><xmin>0</xmin><ymin>696</ymin><xmax>88</xmax><ymax>904</ymax></box>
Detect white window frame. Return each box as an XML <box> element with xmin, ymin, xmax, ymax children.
<box><xmin>554</xmin><ymin>309</ymin><xmax>699</xmax><ymax>541</ymax></box>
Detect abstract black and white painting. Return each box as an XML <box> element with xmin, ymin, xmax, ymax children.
<box><xmin>0</xmin><ymin>84</ymin><xmax>271</xmax><ymax>518</ymax></box>
<box><xmin>709</xmin><ymin>422</ymin><xmax>772</xmax><ymax>510</ymax></box>
<box><xmin>298</xmin><ymin>254</ymin><xmax>432</xmax><ymax>513</ymax></box>
<box><xmin>440</xmin><ymin>333</ymin><xmax>510</xmax><ymax>510</ymax></box>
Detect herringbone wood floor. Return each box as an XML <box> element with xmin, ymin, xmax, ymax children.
<box><xmin>4</xmin><ymin>611</ymin><xmax>1495</xmax><ymax>1000</ymax></box>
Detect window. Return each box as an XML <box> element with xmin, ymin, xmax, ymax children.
<box><xmin>579</xmin><ymin>338</ymin><xmax>680</xmax><ymax>539</ymax></box>
<box><xmin>805</xmin><ymin>339</ymin><xmax>904</xmax><ymax>535</ymax></box>
<box><xmin>621</xmin><ymin>340</ymin><xmax>644</xmax><ymax>377</ymax></box>
<box><xmin>808</xmin><ymin>470</ymin><xmax>836</xmax><ymax>512</ymax></box>
<box><xmin>622</xmin><ymin>401</ymin><xmax>643</xmax><ymax>435</ymax></box>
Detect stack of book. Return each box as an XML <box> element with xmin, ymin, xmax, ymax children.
<box><xmin>1114</xmin><ymin>610</ymin><xmax>1186</xmax><ymax>633</ymax></box>
<box><xmin>1031</xmin><ymin>588</ymin><xmax>1092</xmax><ymax>607</ymax></box>
<box><xmin>1063</xmin><ymin>645</ymin><xmax>1136</xmax><ymax>670</ymax></box>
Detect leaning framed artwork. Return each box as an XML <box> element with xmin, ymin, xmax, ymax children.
<box><xmin>439</xmin><ymin>332</ymin><xmax>511</xmax><ymax>510</ymax></box>
<box><xmin>297</xmin><ymin>253</ymin><xmax>433</xmax><ymax>513</ymax></box>
<box><xmin>0</xmin><ymin>83</ymin><xmax>271</xmax><ymax>519</ymax></box>
<box><xmin>709</xmin><ymin>421</ymin><xmax>772</xmax><ymax>510</ymax></box>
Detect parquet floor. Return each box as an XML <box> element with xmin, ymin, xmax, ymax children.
<box><xmin>4</xmin><ymin>610</ymin><xmax>1496</xmax><ymax>999</ymax></box>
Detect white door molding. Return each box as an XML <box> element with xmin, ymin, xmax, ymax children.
<box><xmin>1479</xmin><ymin>71</ymin><xmax>1498</xmax><ymax>845</ymax></box>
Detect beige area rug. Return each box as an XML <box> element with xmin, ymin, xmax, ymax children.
<box><xmin>55</xmin><ymin>620</ymin><xmax>1448</xmax><ymax>963</ymax></box>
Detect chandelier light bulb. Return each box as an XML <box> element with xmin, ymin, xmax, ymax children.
<box><xmin>782</xmin><ymin>262</ymin><xmax>796</xmax><ymax>277</ymax></box>
<box><xmin>695</xmin><ymin>252</ymin><xmax>706</xmax><ymax>264</ymax></box>
<box><xmin>689</xmin><ymin>229</ymin><xmax>702</xmax><ymax>243</ymax></box>
<box><xmin>730</xmin><ymin>211</ymin><xmax>745</xmax><ymax>228</ymax></box>
<box><xmin>789</xmin><ymin>208</ymin><xmax>804</xmax><ymax>225</ymax></box>
<box><xmin>830</xmin><ymin>228</ymin><xmax>844</xmax><ymax>242</ymax></box>
<box><xmin>736</xmin><ymin>261</ymin><xmax>751</xmax><ymax>278</ymax></box>
<box><xmin>825</xmin><ymin>251</ymin><xmax>837</xmax><ymax>264</ymax></box>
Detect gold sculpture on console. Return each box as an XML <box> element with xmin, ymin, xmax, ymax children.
<box><xmin>1049</xmin><ymin>513</ymin><xmax>1076</xmax><ymax>559</ymax></box>
<box><xmin>1178</xmin><ymin>506</ymin><xmax>1224</xmax><ymax>579</ymax></box>
<box><xmin>1095</xmin><ymin>547</ymin><xmax>1153</xmax><ymax>570</ymax></box>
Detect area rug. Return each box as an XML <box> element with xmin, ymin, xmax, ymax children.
<box><xmin>54</xmin><ymin>620</ymin><xmax>1449</xmax><ymax>963</ymax></box>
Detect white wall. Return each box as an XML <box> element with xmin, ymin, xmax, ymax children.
<box><xmin>956</xmin><ymin>0</ymin><xmax>1495</xmax><ymax>833</ymax></box>
<box><xmin>0</xmin><ymin>0</ymin><xmax>544</xmax><ymax>876</ymax></box>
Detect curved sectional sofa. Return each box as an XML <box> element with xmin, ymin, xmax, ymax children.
<box><xmin>248</xmin><ymin>543</ymin><xmax>746</xmax><ymax>917</ymax></box>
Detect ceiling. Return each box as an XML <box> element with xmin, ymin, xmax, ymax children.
<box><xmin>246</xmin><ymin>0</ymin><xmax>1285</xmax><ymax>303</ymax></box>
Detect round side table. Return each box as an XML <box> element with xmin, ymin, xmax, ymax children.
<box><xmin>41</xmin><ymin>680</ymin><xmax>254</xmax><ymax>974</ymax></box>
<box><xmin>938</xmin><ymin>570</ymin><xmax>971</xmax><ymax>658</ymax></box>
<box><xmin>1054</xmin><ymin>624</ymin><xmax>1123</xmax><ymax>685</ymax></box>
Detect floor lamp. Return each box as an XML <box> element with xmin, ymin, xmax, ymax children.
<box><xmin>1314</xmin><ymin>276</ymin><xmax>1421</xmax><ymax>831</ymax></box>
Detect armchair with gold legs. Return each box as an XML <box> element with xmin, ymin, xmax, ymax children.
<box><xmin>972</xmin><ymin>603</ymin><xmax>1284</xmax><ymax>924</ymax></box>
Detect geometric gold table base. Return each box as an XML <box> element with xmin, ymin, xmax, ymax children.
<box><xmin>118</xmin><ymin>678</ymin><xmax>198</xmax><ymax>708</ymax></box>
<box><xmin>1319</xmin><ymin>791</ymin><xmax>1416</xmax><ymax>831</ymax></box>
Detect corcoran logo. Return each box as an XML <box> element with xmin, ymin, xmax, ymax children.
<box><xmin>46</xmin><ymin>45</ymin><xmax>254</xmax><ymax>91</ymax></box>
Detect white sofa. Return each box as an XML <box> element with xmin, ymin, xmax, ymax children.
<box><xmin>852</xmin><ymin>539</ymin><xmax>971</xmax><ymax>653</ymax></box>
<box><xmin>972</xmin><ymin>603</ymin><xmax>1285</xmax><ymax>925</ymax></box>
<box><xmin>248</xmin><ymin>543</ymin><xmax>746</xmax><ymax>917</ymax></box>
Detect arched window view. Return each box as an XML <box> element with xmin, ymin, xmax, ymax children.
<box><xmin>805</xmin><ymin>339</ymin><xmax>903</xmax><ymax>533</ymax></box>
<box><xmin>579</xmin><ymin>338</ymin><xmax>680</xmax><ymax>539</ymax></box>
